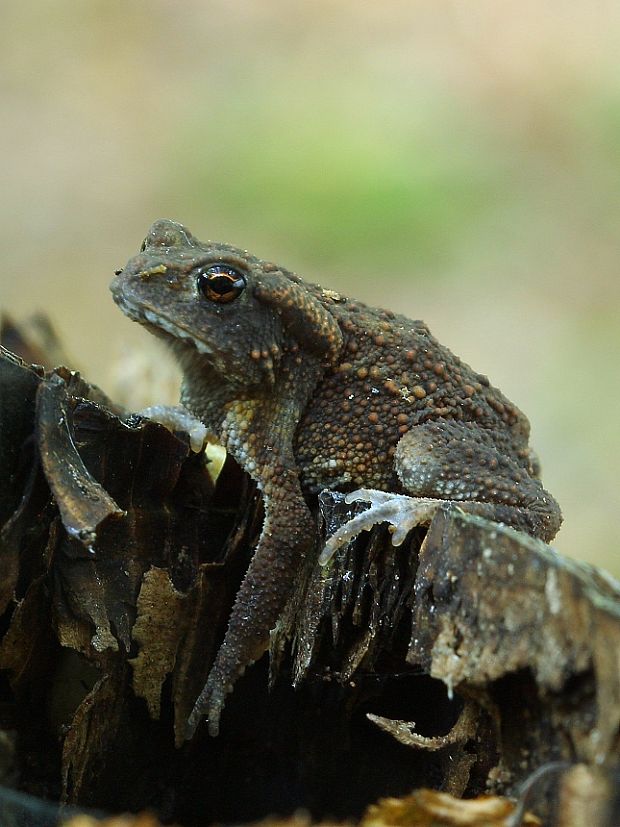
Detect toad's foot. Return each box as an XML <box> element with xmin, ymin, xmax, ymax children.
<box><xmin>185</xmin><ymin>655</ymin><xmax>257</xmax><ymax>739</ymax></box>
<box><xmin>185</xmin><ymin>675</ymin><xmax>225</xmax><ymax>739</ymax></box>
<box><xmin>138</xmin><ymin>404</ymin><xmax>208</xmax><ymax>453</ymax></box>
<box><xmin>319</xmin><ymin>490</ymin><xmax>444</xmax><ymax>566</ymax></box>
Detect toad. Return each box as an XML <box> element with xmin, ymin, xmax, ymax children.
<box><xmin>111</xmin><ymin>220</ymin><xmax>561</xmax><ymax>738</ymax></box>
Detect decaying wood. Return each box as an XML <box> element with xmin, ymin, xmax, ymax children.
<box><xmin>0</xmin><ymin>335</ymin><xmax>618</xmax><ymax>827</ymax></box>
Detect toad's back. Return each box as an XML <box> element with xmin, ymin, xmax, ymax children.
<box><xmin>295</xmin><ymin>292</ymin><xmax>532</xmax><ymax>495</ymax></box>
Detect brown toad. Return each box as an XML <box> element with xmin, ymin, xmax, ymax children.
<box><xmin>111</xmin><ymin>219</ymin><xmax>562</xmax><ymax>738</ymax></box>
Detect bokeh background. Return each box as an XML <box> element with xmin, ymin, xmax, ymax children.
<box><xmin>1</xmin><ymin>1</ymin><xmax>618</xmax><ymax>572</ymax></box>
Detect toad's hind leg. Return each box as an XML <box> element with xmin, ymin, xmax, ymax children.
<box><xmin>320</xmin><ymin>421</ymin><xmax>562</xmax><ymax>565</ymax></box>
<box><xmin>185</xmin><ymin>483</ymin><xmax>314</xmax><ymax>739</ymax></box>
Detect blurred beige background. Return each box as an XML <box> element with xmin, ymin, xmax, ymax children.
<box><xmin>1</xmin><ymin>1</ymin><xmax>618</xmax><ymax>572</ymax></box>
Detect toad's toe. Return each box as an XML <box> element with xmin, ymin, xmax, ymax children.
<box><xmin>319</xmin><ymin>491</ymin><xmax>443</xmax><ymax>565</ymax></box>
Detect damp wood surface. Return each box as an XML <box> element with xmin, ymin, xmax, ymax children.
<box><xmin>0</xmin><ymin>324</ymin><xmax>618</xmax><ymax>827</ymax></box>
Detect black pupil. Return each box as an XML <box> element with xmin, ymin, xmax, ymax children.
<box><xmin>198</xmin><ymin>265</ymin><xmax>246</xmax><ymax>301</ymax></box>
<box><xmin>209</xmin><ymin>274</ymin><xmax>238</xmax><ymax>294</ymax></box>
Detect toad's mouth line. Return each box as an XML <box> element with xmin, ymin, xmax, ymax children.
<box><xmin>142</xmin><ymin>308</ymin><xmax>215</xmax><ymax>357</ymax></box>
<box><xmin>112</xmin><ymin>289</ymin><xmax>214</xmax><ymax>357</ymax></box>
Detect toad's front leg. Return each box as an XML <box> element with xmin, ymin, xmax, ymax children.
<box><xmin>185</xmin><ymin>470</ymin><xmax>314</xmax><ymax>739</ymax></box>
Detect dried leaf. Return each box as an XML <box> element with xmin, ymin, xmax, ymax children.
<box><xmin>362</xmin><ymin>790</ymin><xmax>540</xmax><ymax>827</ymax></box>
<box><xmin>61</xmin><ymin>813</ymin><xmax>167</xmax><ymax>827</ymax></box>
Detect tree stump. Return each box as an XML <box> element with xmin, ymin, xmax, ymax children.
<box><xmin>0</xmin><ymin>338</ymin><xmax>618</xmax><ymax>826</ymax></box>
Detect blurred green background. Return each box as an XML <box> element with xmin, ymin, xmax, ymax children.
<box><xmin>1</xmin><ymin>2</ymin><xmax>618</xmax><ymax>572</ymax></box>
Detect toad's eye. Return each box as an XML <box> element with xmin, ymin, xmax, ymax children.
<box><xmin>197</xmin><ymin>265</ymin><xmax>247</xmax><ymax>304</ymax></box>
